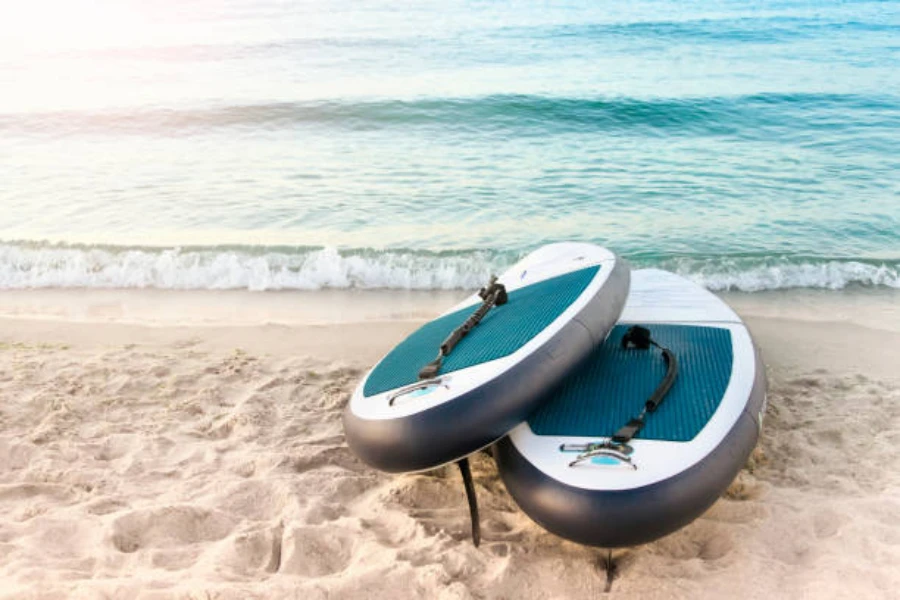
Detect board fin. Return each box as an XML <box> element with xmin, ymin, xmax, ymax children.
<box><xmin>457</xmin><ymin>458</ymin><xmax>480</xmax><ymax>547</ymax></box>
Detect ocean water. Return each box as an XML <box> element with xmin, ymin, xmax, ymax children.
<box><xmin>1</xmin><ymin>0</ymin><xmax>898</xmax><ymax>292</ymax></box>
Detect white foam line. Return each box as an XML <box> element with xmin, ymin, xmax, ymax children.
<box><xmin>0</xmin><ymin>243</ymin><xmax>897</xmax><ymax>292</ymax></box>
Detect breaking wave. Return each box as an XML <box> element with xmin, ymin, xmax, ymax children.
<box><xmin>0</xmin><ymin>242</ymin><xmax>897</xmax><ymax>292</ymax></box>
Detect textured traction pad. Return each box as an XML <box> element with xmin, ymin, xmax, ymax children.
<box><xmin>363</xmin><ymin>265</ymin><xmax>600</xmax><ymax>397</ymax></box>
<box><xmin>528</xmin><ymin>324</ymin><xmax>733</xmax><ymax>442</ymax></box>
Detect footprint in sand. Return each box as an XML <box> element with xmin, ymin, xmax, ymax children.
<box><xmin>386</xmin><ymin>474</ymin><xmax>456</xmax><ymax>512</ymax></box>
<box><xmin>812</xmin><ymin>508</ymin><xmax>847</xmax><ymax>539</ymax></box>
<box><xmin>85</xmin><ymin>497</ymin><xmax>130</xmax><ymax>516</ymax></box>
<box><xmin>289</xmin><ymin>445</ymin><xmax>365</xmax><ymax>474</ymax></box>
<box><xmin>360</xmin><ymin>514</ymin><xmax>421</xmax><ymax>548</ymax></box>
<box><xmin>213</xmin><ymin>523</ymin><xmax>285</xmax><ymax>576</ymax></box>
<box><xmin>653</xmin><ymin>521</ymin><xmax>735</xmax><ymax>562</ymax></box>
<box><xmin>382</xmin><ymin>473</ymin><xmax>498</xmax><ymax>544</ymax></box>
<box><xmin>305</xmin><ymin>499</ymin><xmax>349</xmax><ymax>525</ymax></box>
<box><xmin>704</xmin><ymin>499</ymin><xmax>768</xmax><ymax>524</ymax></box>
<box><xmin>278</xmin><ymin>525</ymin><xmax>355</xmax><ymax>577</ymax></box>
<box><xmin>214</xmin><ymin>480</ymin><xmax>295</xmax><ymax>522</ymax></box>
<box><xmin>109</xmin><ymin>505</ymin><xmax>236</xmax><ymax>554</ymax></box>
<box><xmin>0</xmin><ymin>483</ymin><xmax>75</xmax><ymax>504</ymax></box>
<box><xmin>480</xmin><ymin>514</ymin><xmax>526</xmax><ymax>543</ymax></box>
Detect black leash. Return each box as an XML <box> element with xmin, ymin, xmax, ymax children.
<box><xmin>569</xmin><ymin>325</ymin><xmax>678</xmax><ymax>467</ymax></box>
<box><xmin>418</xmin><ymin>276</ymin><xmax>508</xmax><ymax>380</ymax></box>
<box><xmin>609</xmin><ymin>325</ymin><xmax>678</xmax><ymax>445</ymax></box>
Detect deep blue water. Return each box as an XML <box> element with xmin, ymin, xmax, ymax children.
<box><xmin>0</xmin><ymin>0</ymin><xmax>897</xmax><ymax>290</ymax></box>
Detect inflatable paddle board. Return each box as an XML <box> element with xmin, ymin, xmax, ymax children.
<box><xmin>343</xmin><ymin>243</ymin><xmax>630</xmax><ymax>473</ymax></box>
<box><xmin>495</xmin><ymin>269</ymin><xmax>767</xmax><ymax>548</ymax></box>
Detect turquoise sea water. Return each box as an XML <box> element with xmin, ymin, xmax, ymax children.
<box><xmin>1</xmin><ymin>0</ymin><xmax>898</xmax><ymax>291</ymax></box>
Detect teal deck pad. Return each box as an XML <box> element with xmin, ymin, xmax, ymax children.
<box><xmin>363</xmin><ymin>265</ymin><xmax>600</xmax><ymax>397</ymax></box>
<box><xmin>528</xmin><ymin>324</ymin><xmax>733</xmax><ymax>442</ymax></box>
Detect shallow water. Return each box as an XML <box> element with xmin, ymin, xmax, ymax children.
<box><xmin>1</xmin><ymin>0</ymin><xmax>898</xmax><ymax>290</ymax></box>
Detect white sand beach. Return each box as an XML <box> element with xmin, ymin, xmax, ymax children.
<box><xmin>1</xmin><ymin>289</ymin><xmax>898</xmax><ymax>599</ymax></box>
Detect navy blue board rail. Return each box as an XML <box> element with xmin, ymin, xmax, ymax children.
<box><xmin>364</xmin><ymin>265</ymin><xmax>600</xmax><ymax>397</ymax></box>
<box><xmin>528</xmin><ymin>324</ymin><xmax>733</xmax><ymax>442</ymax></box>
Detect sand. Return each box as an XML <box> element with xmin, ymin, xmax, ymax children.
<box><xmin>0</xmin><ymin>289</ymin><xmax>898</xmax><ymax>599</ymax></box>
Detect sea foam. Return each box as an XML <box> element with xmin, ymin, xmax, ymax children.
<box><xmin>0</xmin><ymin>244</ymin><xmax>503</xmax><ymax>291</ymax></box>
<box><xmin>683</xmin><ymin>260</ymin><xmax>900</xmax><ymax>292</ymax></box>
<box><xmin>0</xmin><ymin>243</ymin><xmax>897</xmax><ymax>292</ymax></box>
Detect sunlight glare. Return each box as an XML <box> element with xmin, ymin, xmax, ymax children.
<box><xmin>0</xmin><ymin>1</ymin><xmax>158</xmax><ymax>55</ymax></box>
